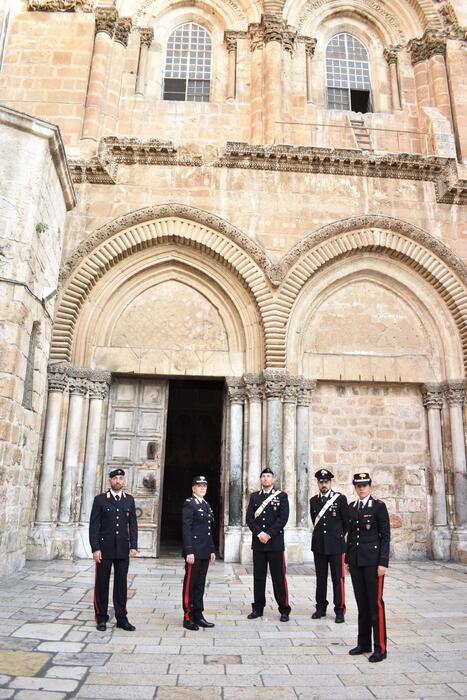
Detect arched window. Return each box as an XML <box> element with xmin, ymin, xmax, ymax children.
<box><xmin>326</xmin><ymin>33</ymin><xmax>372</xmax><ymax>113</ymax></box>
<box><xmin>163</xmin><ymin>22</ymin><xmax>212</xmax><ymax>102</ymax></box>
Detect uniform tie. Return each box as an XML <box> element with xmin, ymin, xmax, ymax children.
<box><xmin>358</xmin><ymin>500</ymin><xmax>364</xmax><ymax>512</ymax></box>
<box><xmin>115</xmin><ymin>494</ymin><xmax>120</xmax><ymax>502</ymax></box>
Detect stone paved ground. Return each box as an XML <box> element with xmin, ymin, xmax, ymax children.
<box><xmin>0</xmin><ymin>558</ymin><xmax>466</xmax><ymax>699</ymax></box>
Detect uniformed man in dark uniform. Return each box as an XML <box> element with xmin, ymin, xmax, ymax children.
<box><xmin>310</xmin><ymin>468</ymin><xmax>349</xmax><ymax>623</ymax></box>
<box><xmin>245</xmin><ymin>467</ymin><xmax>291</xmax><ymax>621</ymax></box>
<box><xmin>346</xmin><ymin>472</ymin><xmax>390</xmax><ymax>662</ymax></box>
<box><xmin>89</xmin><ymin>468</ymin><xmax>138</xmax><ymax>632</ymax></box>
<box><xmin>182</xmin><ymin>475</ymin><xmax>216</xmax><ymax>631</ymax></box>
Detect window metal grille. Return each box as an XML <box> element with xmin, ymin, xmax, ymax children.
<box><xmin>163</xmin><ymin>22</ymin><xmax>212</xmax><ymax>102</ymax></box>
<box><xmin>326</xmin><ymin>33</ymin><xmax>372</xmax><ymax>112</ymax></box>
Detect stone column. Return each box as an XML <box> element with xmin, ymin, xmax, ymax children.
<box><xmin>408</xmin><ymin>36</ymin><xmax>432</xmax><ymax>110</ymax></box>
<box><xmin>282</xmin><ymin>376</ymin><xmax>300</xmax><ymax>526</ymax></box>
<box><xmin>82</xmin><ymin>6</ymin><xmax>117</xmax><ymax>142</ymax></box>
<box><xmin>248</xmin><ymin>23</ymin><xmax>264</xmax><ymax>142</ymax></box>
<box><xmin>224</xmin><ymin>377</ymin><xmax>245</xmax><ymax>562</ymax></box>
<box><xmin>35</xmin><ymin>364</ymin><xmax>68</xmax><ymax>523</ymax></box>
<box><xmin>445</xmin><ymin>381</ymin><xmax>467</xmax><ymax>563</ymax></box>
<box><xmin>263</xmin><ymin>369</ymin><xmax>287</xmax><ymax>478</ymax></box>
<box><xmin>422</xmin><ymin>383</ymin><xmax>451</xmax><ymax>560</ymax></box>
<box><xmin>58</xmin><ymin>370</ymin><xmax>88</xmax><ymax>523</ymax></box>
<box><xmin>263</xmin><ymin>15</ymin><xmax>288</xmax><ymax>144</ymax></box>
<box><xmin>102</xmin><ymin>17</ymin><xmax>132</xmax><ymax>134</ymax></box>
<box><xmin>244</xmin><ymin>373</ymin><xmax>263</xmax><ymax>494</ymax></box>
<box><xmin>296</xmin><ymin>379</ymin><xmax>315</xmax><ymax>528</ymax></box>
<box><xmin>225</xmin><ymin>31</ymin><xmax>238</xmax><ymax>100</ymax></box>
<box><xmin>384</xmin><ymin>46</ymin><xmax>402</xmax><ymax>110</ymax></box>
<box><xmin>303</xmin><ymin>37</ymin><xmax>316</xmax><ymax>103</ymax></box>
<box><xmin>135</xmin><ymin>28</ymin><xmax>153</xmax><ymax>96</ymax></box>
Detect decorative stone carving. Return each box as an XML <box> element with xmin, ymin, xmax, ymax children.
<box><xmin>408</xmin><ymin>29</ymin><xmax>447</xmax><ymax>65</ymax></box>
<box><xmin>383</xmin><ymin>45</ymin><xmax>400</xmax><ymax>65</ymax></box>
<box><xmin>444</xmin><ymin>380</ymin><xmax>465</xmax><ymax>406</ymax></box>
<box><xmin>422</xmin><ymin>383</ymin><xmax>444</xmax><ymax>409</ymax></box>
<box><xmin>68</xmin><ymin>376</ymin><xmax>89</xmax><ymax>396</ymax></box>
<box><xmin>95</xmin><ymin>6</ymin><xmax>118</xmax><ymax>37</ymax></box>
<box><xmin>114</xmin><ymin>18</ymin><xmax>132</xmax><ymax>47</ymax></box>
<box><xmin>283</xmin><ymin>375</ymin><xmax>301</xmax><ymax>403</ymax></box>
<box><xmin>225</xmin><ymin>31</ymin><xmax>246</xmax><ymax>52</ymax></box>
<box><xmin>262</xmin><ymin>369</ymin><xmax>288</xmax><ymax>399</ymax></box>
<box><xmin>226</xmin><ymin>377</ymin><xmax>246</xmax><ymax>404</ymax></box>
<box><xmin>248</xmin><ymin>14</ymin><xmax>298</xmax><ymax>54</ymax></box>
<box><xmin>300</xmin><ymin>36</ymin><xmax>317</xmax><ymax>57</ymax></box>
<box><xmin>138</xmin><ymin>28</ymin><xmax>154</xmax><ymax>48</ymax></box>
<box><xmin>28</xmin><ymin>0</ymin><xmax>92</xmax><ymax>11</ymax></box>
<box><xmin>47</xmin><ymin>363</ymin><xmax>69</xmax><ymax>392</ymax></box>
<box><xmin>244</xmin><ymin>373</ymin><xmax>264</xmax><ymax>402</ymax></box>
<box><xmin>297</xmin><ymin>378</ymin><xmax>316</xmax><ymax>406</ymax></box>
<box><xmin>88</xmin><ymin>380</ymin><xmax>110</xmax><ymax>399</ymax></box>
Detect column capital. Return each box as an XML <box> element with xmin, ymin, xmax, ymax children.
<box><xmin>47</xmin><ymin>362</ymin><xmax>69</xmax><ymax>392</ymax></box>
<box><xmin>138</xmin><ymin>27</ymin><xmax>154</xmax><ymax>48</ymax></box>
<box><xmin>444</xmin><ymin>380</ymin><xmax>465</xmax><ymax>406</ymax></box>
<box><xmin>226</xmin><ymin>377</ymin><xmax>246</xmax><ymax>404</ymax></box>
<box><xmin>422</xmin><ymin>382</ymin><xmax>444</xmax><ymax>409</ymax></box>
<box><xmin>95</xmin><ymin>6</ymin><xmax>118</xmax><ymax>38</ymax></box>
<box><xmin>88</xmin><ymin>380</ymin><xmax>110</xmax><ymax>399</ymax></box>
<box><xmin>244</xmin><ymin>373</ymin><xmax>264</xmax><ymax>402</ymax></box>
<box><xmin>384</xmin><ymin>45</ymin><xmax>401</xmax><ymax>65</ymax></box>
<box><xmin>114</xmin><ymin>17</ymin><xmax>132</xmax><ymax>47</ymax></box>
<box><xmin>300</xmin><ymin>35</ymin><xmax>317</xmax><ymax>57</ymax></box>
<box><xmin>262</xmin><ymin>369</ymin><xmax>288</xmax><ymax>399</ymax></box>
<box><xmin>248</xmin><ymin>14</ymin><xmax>297</xmax><ymax>54</ymax></box>
<box><xmin>225</xmin><ymin>30</ymin><xmax>245</xmax><ymax>52</ymax></box>
<box><xmin>68</xmin><ymin>376</ymin><xmax>89</xmax><ymax>397</ymax></box>
<box><xmin>408</xmin><ymin>29</ymin><xmax>447</xmax><ymax>65</ymax></box>
<box><xmin>283</xmin><ymin>375</ymin><xmax>302</xmax><ymax>404</ymax></box>
<box><xmin>297</xmin><ymin>378</ymin><xmax>317</xmax><ymax>406</ymax></box>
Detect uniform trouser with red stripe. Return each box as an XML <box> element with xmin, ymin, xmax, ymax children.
<box><xmin>94</xmin><ymin>558</ymin><xmax>129</xmax><ymax>624</ymax></box>
<box><xmin>182</xmin><ymin>557</ymin><xmax>210</xmax><ymax>621</ymax></box>
<box><xmin>350</xmin><ymin>565</ymin><xmax>387</xmax><ymax>654</ymax></box>
<box><xmin>314</xmin><ymin>552</ymin><xmax>346</xmax><ymax>614</ymax></box>
<box><xmin>252</xmin><ymin>550</ymin><xmax>291</xmax><ymax>614</ymax></box>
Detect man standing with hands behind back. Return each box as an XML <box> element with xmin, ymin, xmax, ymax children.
<box><xmin>89</xmin><ymin>468</ymin><xmax>138</xmax><ymax>632</ymax></box>
<box><xmin>346</xmin><ymin>472</ymin><xmax>390</xmax><ymax>662</ymax></box>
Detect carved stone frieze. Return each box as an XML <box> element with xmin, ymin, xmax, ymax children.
<box><xmin>422</xmin><ymin>383</ymin><xmax>444</xmax><ymax>409</ymax></box>
<box><xmin>28</xmin><ymin>0</ymin><xmax>92</xmax><ymax>11</ymax></box>
<box><xmin>95</xmin><ymin>6</ymin><xmax>118</xmax><ymax>37</ymax></box>
<box><xmin>248</xmin><ymin>14</ymin><xmax>298</xmax><ymax>54</ymax></box>
<box><xmin>138</xmin><ymin>28</ymin><xmax>154</xmax><ymax>48</ymax></box>
<box><xmin>444</xmin><ymin>380</ymin><xmax>465</xmax><ymax>406</ymax></box>
<box><xmin>68</xmin><ymin>157</ymin><xmax>117</xmax><ymax>185</ymax></box>
<box><xmin>226</xmin><ymin>377</ymin><xmax>246</xmax><ymax>404</ymax></box>
<box><xmin>114</xmin><ymin>17</ymin><xmax>132</xmax><ymax>47</ymax></box>
<box><xmin>262</xmin><ymin>369</ymin><xmax>288</xmax><ymax>399</ymax></box>
<box><xmin>408</xmin><ymin>29</ymin><xmax>447</xmax><ymax>65</ymax></box>
<box><xmin>244</xmin><ymin>373</ymin><xmax>264</xmax><ymax>402</ymax></box>
<box><xmin>297</xmin><ymin>378</ymin><xmax>317</xmax><ymax>406</ymax></box>
<box><xmin>47</xmin><ymin>362</ymin><xmax>69</xmax><ymax>392</ymax></box>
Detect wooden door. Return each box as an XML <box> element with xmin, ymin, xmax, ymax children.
<box><xmin>104</xmin><ymin>377</ymin><xmax>169</xmax><ymax>556</ymax></box>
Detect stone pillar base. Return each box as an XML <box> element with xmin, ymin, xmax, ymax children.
<box><xmin>224</xmin><ymin>526</ymin><xmax>242</xmax><ymax>562</ymax></box>
<box><xmin>74</xmin><ymin>523</ymin><xmax>92</xmax><ymax>559</ymax></box>
<box><xmin>285</xmin><ymin>527</ymin><xmax>313</xmax><ymax>564</ymax></box>
<box><xmin>451</xmin><ymin>528</ymin><xmax>467</xmax><ymax>564</ymax></box>
<box><xmin>54</xmin><ymin>523</ymin><xmax>75</xmax><ymax>559</ymax></box>
<box><xmin>429</xmin><ymin>525</ymin><xmax>452</xmax><ymax>561</ymax></box>
<box><xmin>27</xmin><ymin>523</ymin><xmax>58</xmax><ymax>560</ymax></box>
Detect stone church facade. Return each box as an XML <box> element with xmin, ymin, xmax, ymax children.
<box><xmin>0</xmin><ymin>0</ymin><xmax>466</xmax><ymax>575</ymax></box>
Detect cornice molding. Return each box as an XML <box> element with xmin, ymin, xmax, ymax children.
<box><xmin>28</xmin><ymin>0</ymin><xmax>92</xmax><ymax>11</ymax></box>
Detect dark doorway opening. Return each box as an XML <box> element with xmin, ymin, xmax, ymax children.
<box><xmin>160</xmin><ymin>379</ymin><xmax>224</xmax><ymax>556</ymax></box>
<box><xmin>350</xmin><ymin>89</ymin><xmax>372</xmax><ymax>113</ymax></box>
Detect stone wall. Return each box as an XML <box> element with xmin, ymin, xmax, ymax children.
<box><xmin>311</xmin><ymin>382</ymin><xmax>429</xmax><ymax>559</ymax></box>
<box><xmin>0</xmin><ymin>106</ymin><xmax>74</xmax><ymax>575</ymax></box>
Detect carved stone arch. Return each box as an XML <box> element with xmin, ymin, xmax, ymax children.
<box><xmin>272</xmin><ymin>216</ymin><xmax>467</xmax><ymax>372</ymax></box>
<box><xmin>52</xmin><ymin>205</ymin><xmax>275</xmax><ymax>366</ymax></box>
<box><xmin>132</xmin><ymin>0</ymin><xmax>254</xmax><ymax>29</ymax></box>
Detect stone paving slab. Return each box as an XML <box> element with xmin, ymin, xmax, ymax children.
<box><xmin>0</xmin><ymin>558</ymin><xmax>466</xmax><ymax>699</ymax></box>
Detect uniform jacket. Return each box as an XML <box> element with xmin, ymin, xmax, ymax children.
<box><xmin>310</xmin><ymin>490</ymin><xmax>349</xmax><ymax>555</ymax></box>
<box><xmin>246</xmin><ymin>489</ymin><xmax>289</xmax><ymax>552</ymax></box>
<box><xmin>345</xmin><ymin>496</ymin><xmax>390</xmax><ymax>567</ymax></box>
<box><xmin>89</xmin><ymin>490</ymin><xmax>138</xmax><ymax>560</ymax></box>
<box><xmin>182</xmin><ymin>496</ymin><xmax>215</xmax><ymax>559</ymax></box>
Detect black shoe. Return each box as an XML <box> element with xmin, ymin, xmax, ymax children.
<box><xmin>280</xmin><ymin>613</ymin><xmax>289</xmax><ymax>622</ymax></box>
<box><xmin>116</xmin><ymin>620</ymin><xmax>136</xmax><ymax>631</ymax></box>
<box><xmin>349</xmin><ymin>645</ymin><xmax>372</xmax><ymax>655</ymax></box>
<box><xmin>247</xmin><ymin>611</ymin><xmax>263</xmax><ymax>619</ymax></box>
<box><xmin>96</xmin><ymin>622</ymin><xmax>106</xmax><ymax>631</ymax></box>
<box><xmin>369</xmin><ymin>652</ymin><xmax>387</xmax><ymax>662</ymax></box>
<box><xmin>195</xmin><ymin>617</ymin><xmax>215</xmax><ymax>628</ymax></box>
<box><xmin>311</xmin><ymin>610</ymin><xmax>326</xmax><ymax>619</ymax></box>
<box><xmin>183</xmin><ymin>619</ymin><xmax>199</xmax><ymax>631</ymax></box>
<box><xmin>335</xmin><ymin>611</ymin><xmax>345</xmax><ymax>623</ymax></box>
